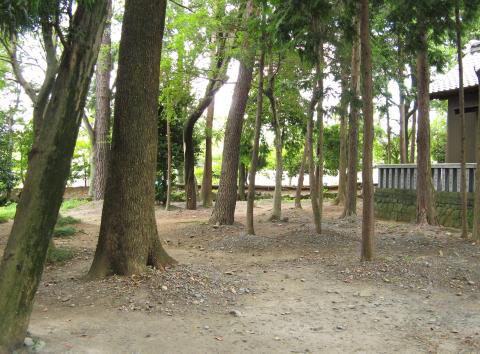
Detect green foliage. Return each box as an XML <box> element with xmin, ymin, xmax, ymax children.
<box><xmin>53</xmin><ymin>226</ymin><xmax>76</xmax><ymax>238</ymax></box>
<box><xmin>60</xmin><ymin>198</ymin><xmax>89</xmax><ymax>211</ymax></box>
<box><xmin>68</xmin><ymin>133</ymin><xmax>91</xmax><ymax>187</ymax></box>
<box><xmin>56</xmin><ymin>215</ymin><xmax>81</xmax><ymax>226</ymax></box>
<box><xmin>46</xmin><ymin>246</ymin><xmax>74</xmax><ymax>264</ymax></box>
<box><xmin>0</xmin><ymin>112</ymin><xmax>16</xmax><ymax>204</ymax></box>
<box><xmin>0</xmin><ymin>202</ymin><xmax>16</xmax><ymax>223</ymax></box>
<box><xmin>431</xmin><ymin>116</ymin><xmax>447</xmax><ymax>163</ymax></box>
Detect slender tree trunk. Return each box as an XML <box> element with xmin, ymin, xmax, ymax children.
<box><xmin>399</xmin><ymin>91</ymin><xmax>407</xmax><ymax>163</ymax></box>
<box><xmin>360</xmin><ymin>0</ymin><xmax>375</xmax><ymax>261</ymax></box>
<box><xmin>200</xmin><ymin>99</ymin><xmax>215</xmax><ymax>207</ymax></box>
<box><xmin>165</xmin><ymin>117</ymin><xmax>173</xmax><ymax>210</ymax></box>
<box><xmin>294</xmin><ymin>135</ymin><xmax>308</xmax><ymax>208</ymax></box>
<box><xmin>416</xmin><ymin>29</ymin><xmax>437</xmax><ymax>225</ymax></box>
<box><xmin>92</xmin><ymin>4</ymin><xmax>113</xmax><ymax>200</ymax></box>
<box><xmin>410</xmin><ymin>109</ymin><xmax>417</xmax><ymax>163</ymax></box>
<box><xmin>0</xmin><ymin>2</ymin><xmax>109</xmax><ymax>351</ymax></box>
<box><xmin>246</xmin><ymin>50</ymin><xmax>265</xmax><ymax>235</ymax></box>
<box><xmin>238</xmin><ymin>162</ymin><xmax>246</xmax><ymax>201</ymax></box>
<box><xmin>335</xmin><ymin>70</ymin><xmax>348</xmax><ymax>206</ymax></box>
<box><xmin>386</xmin><ymin>98</ymin><xmax>392</xmax><ymax>164</ymax></box>
<box><xmin>317</xmin><ymin>88</ymin><xmax>324</xmax><ymax>232</ymax></box>
<box><xmin>307</xmin><ymin>84</ymin><xmax>321</xmax><ymax>234</ymax></box>
<box><xmin>89</xmin><ymin>0</ymin><xmax>175</xmax><ymax>278</ymax></box>
<box><xmin>473</xmin><ymin>71</ymin><xmax>480</xmax><ymax>241</ymax></box>
<box><xmin>455</xmin><ymin>4</ymin><xmax>468</xmax><ymax>239</ymax></box>
<box><xmin>210</xmin><ymin>1</ymin><xmax>255</xmax><ymax>225</ymax></box>
<box><xmin>266</xmin><ymin>62</ymin><xmax>283</xmax><ymax>221</ymax></box>
<box><xmin>343</xmin><ymin>13</ymin><xmax>361</xmax><ymax>218</ymax></box>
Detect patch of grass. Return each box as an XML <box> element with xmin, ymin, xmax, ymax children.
<box><xmin>47</xmin><ymin>247</ymin><xmax>74</xmax><ymax>264</ymax></box>
<box><xmin>56</xmin><ymin>215</ymin><xmax>81</xmax><ymax>226</ymax></box>
<box><xmin>60</xmin><ymin>198</ymin><xmax>89</xmax><ymax>211</ymax></box>
<box><xmin>0</xmin><ymin>203</ymin><xmax>17</xmax><ymax>223</ymax></box>
<box><xmin>53</xmin><ymin>226</ymin><xmax>77</xmax><ymax>238</ymax></box>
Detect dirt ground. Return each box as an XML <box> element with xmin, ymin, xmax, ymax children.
<box><xmin>1</xmin><ymin>198</ymin><xmax>480</xmax><ymax>354</ymax></box>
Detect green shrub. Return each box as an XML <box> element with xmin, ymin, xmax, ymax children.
<box><xmin>56</xmin><ymin>215</ymin><xmax>81</xmax><ymax>226</ymax></box>
<box><xmin>47</xmin><ymin>247</ymin><xmax>74</xmax><ymax>264</ymax></box>
<box><xmin>0</xmin><ymin>203</ymin><xmax>16</xmax><ymax>223</ymax></box>
<box><xmin>53</xmin><ymin>226</ymin><xmax>76</xmax><ymax>238</ymax></box>
<box><xmin>60</xmin><ymin>198</ymin><xmax>89</xmax><ymax>211</ymax></box>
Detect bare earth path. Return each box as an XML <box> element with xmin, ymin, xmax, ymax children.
<box><xmin>1</xmin><ymin>199</ymin><xmax>479</xmax><ymax>353</ymax></box>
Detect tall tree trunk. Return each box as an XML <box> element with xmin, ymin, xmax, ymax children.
<box><xmin>184</xmin><ymin>39</ymin><xmax>229</xmax><ymax>210</ymax></box>
<box><xmin>266</xmin><ymin>62</ymin><xmax>283</xmax><ymax>221</ymax></box>
<box><xmin>416</xmin><ymin>29</ymin><xmax>437</xmax><ymax>225</ymax></box>
<box><xmin>200</xmin><ymin>99</ymin><xmax>215</xmax><ymax>207</ymax></box>
<box><xmin>210</xmin><ymin>1</ymin><xmax>255</xmax><ymax>225</ymax></box>
<box><xmin>307</xmin><ymin>83</ymin><xmax>321</xmax><ymax>234</ymax></box>
<box><xmin>360</xmin><ymin>0</ymin><xmax>375</xmax><ymax>261</ymax></box>
<box><xmin>91</xmin><ymin>4</ymin><xmax>113</xmax><ymax>200</ymax></box>
<box><xmin>473</xmin><ymin>71</ymin><xmax>480</xmax><ymax>241</ymax></box>
<box><xmin>294</xmin><ymin>135</ymin><xmax>308</xmax><ymax>208</ymax></box>
<box><xmin>238</xmin><ymin>162</ymin><xmax>246</xmax><ymax>201</ymax></box>
<box><xmin>316</xmin><ymin>45</ymin><xmax>325</xmax><ymax>220</ymax></box>
<box><xmin>455</xmin><ymin>3</ymin><xmax>468</xmax><ymax>239</ymax></box>
<box><xmin>399</xmin><ymin>90</ymin><xmax>408</xmax><ymax>163</ymax></box>
<box><xmin>246</xmin><ymin>50</ymin><xmax>265</xmax><ymax>235</ymax></box>
<box><xmin>410</xmin><ymin>109</ymin><xmax>417</xmax><ymax>163</ymax></box>
<box><xmin>343</xmin><ymin>12</ymin><xmax>361</xmax><ymax>218</ymax></box>
<box><xmin>165</xmin><ymin>117</ymin><xmax>173</xmax><ymax>210</ymax></box>
<box><xmin>0</xmin><ymin>2</ymin><xmax>109</xmax><ymax>351</ymax></box>
<box><xmin>386</xmin><ymin>101</ymin><xmax>392</xmax><ymax>164</ymax></box>
<box><xmin>335</xmin><ymin>70</ymin><xmax>349</xmax><ymax>206</ymax></box>
<box><xmin>89</xmin><ymin>0</ymin><xmax>175</xmax><ymax>278</ymax></box>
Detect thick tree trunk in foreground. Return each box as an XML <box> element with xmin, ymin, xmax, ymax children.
<box><xmin>343</xmin><ymin>14</ymin><xmax>361</xmax><ymax>218</ymax></box>
<box><xmin>416</xmin><ymin>30</ymin><xmax>437</xmax><ymax>225</ymax></box>
<box><xmin>210</xmin><ymin>1</ymin><xmax>255</xmax><ymax>225</ymax></box>
<box><xmin>456</xmin><ymin>4</ymin><xmax>468</xmax><ymax>239</ymax></box>
<box><xmin>335</xmin><ymin>70</ymin><xmax>349</xmax><ymax>206</ymax></box>
<box><xmin>89</xmin><ymin>0</ymin><xmax>175</xmax><ymax>278</ymax></box>
<box><xmin>200</xmin><ymin>99</ymin><xmax>215</xmax><ymax>207</ymax></box>
<box><xmin>473</xmin><ymin>71</ymin><xmax>480</xmax><ymax>241</ymax></box>
<box><xmin>246</xmin><ymin>50</ymin><xmax>265</xmax><ymax>235</ymax></box>
<box><xmin>0</xmin><ymin>2</ymin><xmax>109</xmax><ymax>351</ymax></box>
<box><xmin>294</xmin><ymin>135</ymin><xmax>308</xmax><ymax>208</ymax></box>
<box><xmin>92</xmin><ymin>5</ymin><xmax>112</xmax><ymax>200</ymax></box>
<box><xmin>360</xmin><ymin>0</ymin><xmax>375</xmax><ymax>261</ymax></box>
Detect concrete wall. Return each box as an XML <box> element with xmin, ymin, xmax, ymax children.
<box><xmin>446</xmin><ymin>91</ymin><xmax>478</xmax><ymax>163</ymax></box>
<box><xmin>375</xmin><ymin>188</ymin><xmax>474</xmax><ymax>228</ymax></box>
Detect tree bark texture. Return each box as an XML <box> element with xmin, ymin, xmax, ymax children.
<box><xmin>92</xmin><ymin>4</ymin><xmax>113</xmax><ymax>200</ymax></box>
<box><xmin>89</xmin><ymin>0</ymin><xmax>175</xmax><ymax>278</ymax></box>
<box><xmin>456</xmin><ymin>4</ymin><xmax>468</xmax><ymax>239</ymax></box>
<box><xmin>416</xmin><ymin>30</ymin><xmax>437</xmax><ymax>225</ymax></box>
<box><xmin>165</xmin><ymin>117</ymin><xmax>173</xmax><ymax>210</ymax></box>
<box><xmin>246</xmin><ymin>50</ymin><xmax>265</xmax><ymax>235</ymax></box>
<box><xmin>343</xmin><ymin>13</ymin><xmax>361</xmax><ymax>218</ymax></box>
<box><xmin>360</xmin><ymin>0</ymin><xmax>375</xmax><ymax>261</ymax></box>
<box><xmin>0</xmin><ymin>2</ymin><xmax>109</xmax><ymax>351</ymax></box>
<box><xmin>200</xmin><ymin>99</ymin><xmax>215</xmax><ymax>207</ymax></box>
<box><xmin>210</xmin><ymin>1</ymin><xmax>255</xmax><ymax>225</ymax></box>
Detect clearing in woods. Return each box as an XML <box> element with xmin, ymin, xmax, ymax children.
<box><xmin>1</xmin><ymin>200</ymin><xmax>479</xmax><ymax>353</ymax></box>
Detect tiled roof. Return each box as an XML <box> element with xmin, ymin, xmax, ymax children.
<box><xmin>430</xmin><ymin>51</ymin><xmax>480</xmax><ymax>96</ymax></box>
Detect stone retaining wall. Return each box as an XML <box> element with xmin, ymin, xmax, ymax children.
<box><xmin>374</xmin><ymin>188</ymin><xmax>474</xmax><ymax>228</ymax></box>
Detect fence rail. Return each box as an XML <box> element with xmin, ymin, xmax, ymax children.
<box><xmin>377</xmin><ymin>163</ymin><xmax>477</xmax><ymax>193</ymax></box>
